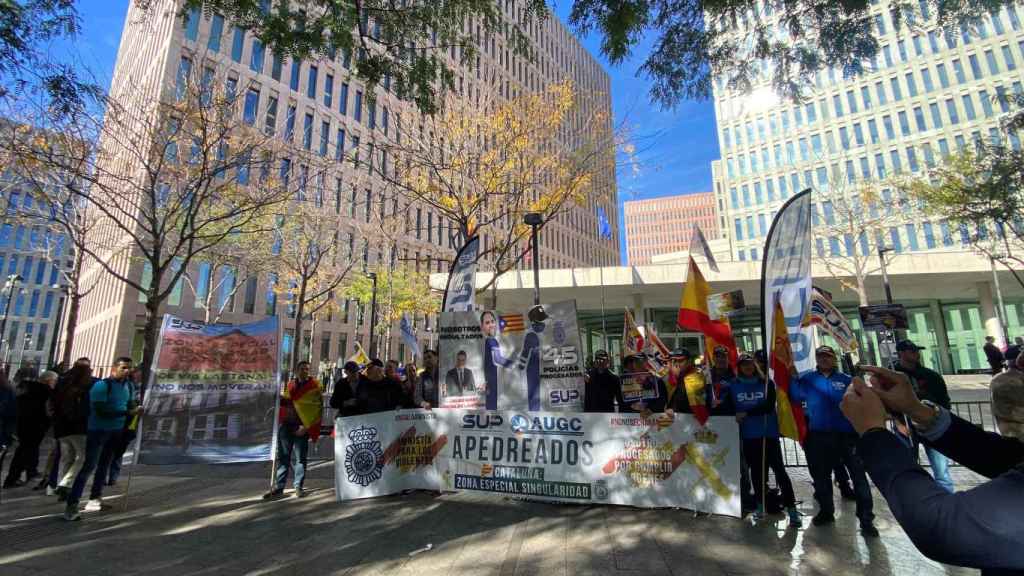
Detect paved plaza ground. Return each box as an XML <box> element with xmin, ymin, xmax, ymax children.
<box><xmin>0</xmin><ymin>380</ymin><xmax>992</xmax><ymax>576</ymax></box>
<box><xmin>0</xmin><ymin>460</ymin><xmax>982</xmax><ymax>576</ymax></box>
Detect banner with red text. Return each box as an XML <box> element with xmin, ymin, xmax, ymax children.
<box><xmin>334</xmin><ymin>410</ymin><xmax>741</xmax><ymax>516</ymax></box>
<box><xmin>139</xmin><ymin>315</ymin><xmax>280</xmax><ymax>465</ymax></box>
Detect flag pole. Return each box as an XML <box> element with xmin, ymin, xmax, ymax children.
<box><xmin>600</xmin><ymin>266</ymin><xmax>608</xmax><ymax>353</ymax></box>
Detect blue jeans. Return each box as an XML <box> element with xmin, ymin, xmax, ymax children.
<box><xmin>926</xmin><ymin>446</ymin><xmax>955</xmax><ymax>493</ymax></box>
<box><xmin>68</xmin><ymin>429</ymin><xmax>122</xmax><ymax>507</ymax></box>
<box><xmin>274</xmin><ymin>426</ymin><xmax>309</xmax><ymax>491</ymax></box>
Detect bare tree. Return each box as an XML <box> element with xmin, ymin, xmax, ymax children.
<box><xmin>7</xmin><ymin>66</ymin><xmax>296</xmax><ymax>382</ymax></box>
<box><xmin>812</xmin><ymin>163</ymin><xmax>906</xmax><ymax>306</ymax></box>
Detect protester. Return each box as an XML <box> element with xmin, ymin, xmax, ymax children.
<box><xmin>984</xmin><ymin>335</ymin><xmax>1005</xmax><ymax>375</ymax></box>
<box><xmin>387</xmin><ymin>359</ymin><xmax>414</xmax><ymax>404</ymax></box>
<box><xmin>355</xmin><ymin>359</ymin><xmax>412</xmax><ymax>414</ymax></box>
<box><xmin>841</xmin><ymin>365</ymin><xmax>1024</xmax><ymax>575</ymax></box>
<box><xmin>329</xmin><ymin>361</ymin><xmax>361</xmax><ymax>417</ymax></box>
<box><xmin>64</xmin><ymin>357</ymin><xmax>138</xmax><ymax>521</ymax></box>
<box><xmin>0</xmin><ymin>371</ymin><xmax>15</xmax><ymax>463</ymax></box>
<box><xmin>264</xmin><ymin>360</ymin><xmax>322</xmax><ymax>500</ymax></box>
<box><xmin>662</xmin><ymin>348</ymin><xmax>709</xmax><ymax>419</ymax></box>
<box><xmin>724</xmin><ymin>353</ymin><xmax>801</xmax><ymax>526</ymax></box>
<box><xmin>894</xmin><ymin>339</ymin><xmax>955</xmax><ymax>493</ymax></box>
<box><xmin>991</xmin><ymin>348</ymin><xmax>1024</xmax><ymax>440</ymax></box>
<box><xmin>624</xmin><ymin>353</ymin><xmax>667</xmax><ymax>414</ymax></box>
<box><xmin>794</xmin><ymin>345</ymin><xmax>877</xmax><ymax>536</ymax></box>
<box><xmin>444</xmin><ymin>350</ymin><xmax>475</xmax><ymax>397</ymax></box>
<box><xmin>52</xmin><ymin>363</ymin><xmax>93</xmax><ymax>502</ymax></box>
<box><xmin>707</xmin><ymin>346</ymin><xmax>735</xmax><ymax>414</ymax></box>
<box><xmin>102</xmin><ymin>365</ymin><xmax>142</xmax><ymax>486</ymax></box>
<box><xmin>3</xmin><ymin>370</ymin><xmax>57</xmax><ymax>488</ymax></box>
<box><xmin>583</xmin><ymin>350</ymin><xmax>623</xmax><ymax>413</ymax></box>
<box><xmin>414</xmin><ymin>350</ymin><xmax>440</xmax><ymax>409</ymax></box>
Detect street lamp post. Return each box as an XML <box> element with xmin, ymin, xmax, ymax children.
<box><xmin>877</xmin><ymin>247</ymin><xmax>895</xmax><ymax>305</ymax></box>
<box><xmin>524</xmin><ymin>212</ymin><xmax>543</xmax><ymax>305</ymax></box>
<box><xmin>367</xmin><ymin>272</ymin><xmax>379</xmax><ymax>358</ymax></box>
<box><xmin>990</xmin><ymin>255</ymin><xmax>1010</xmax><ymax>346</ymax></box>
<box><xmin>0</xmin><ymin>274</ymin><xmax>23</xmax><ymax>368</ymax></box>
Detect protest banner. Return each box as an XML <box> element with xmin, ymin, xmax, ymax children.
<box><xmin>139</xmin><ymin>315</ymin><xmax>280</xmax><ymax>464</ymax></box>
<box><xmin>334</xmin><ymin>410</ymin><xmax>741</xmax><ymax>517</ymax></box>
<box><xmin>859</xmin><ymin>304</ymin><xmax>910</xmax><ymax>331</ymax></box>
<box><xmin>707</xmin><ymin>290</ymin><xmax>746</xmax><ymax>320</ymax></box>
<box><xmin>438</xmin><ymin>301</ymin><xmax>584</xmax><ymax>412</ymax></box>
<box><xmin>334</xmin><ymin>410</ymin><xmax>449</xmax><ymax>500</ymax></box>
<box><xmin>620</xmin><ymin>372</ymin><xmax>661</xmax><ymax>403</ymax></box>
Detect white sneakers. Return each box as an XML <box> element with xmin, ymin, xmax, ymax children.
<box><xmin>84</xmin><ymin>498</ymin><xmax>103</xmax><ymax>512</ymax></box>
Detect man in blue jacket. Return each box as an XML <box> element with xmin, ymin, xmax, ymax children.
<box><xmin>842</xmin><ymin>365</ymin><xmax>1024</xmax><ymax>575</ymax></box>
<box><xmin>64</xmin><ymin>357</ymin><xmax>139</xmax><ymax>521</ymax></box>
<box><xmin>795</xmin><ymin>346</ymin><xmax>877</xmax><ymax>536</ymax></box>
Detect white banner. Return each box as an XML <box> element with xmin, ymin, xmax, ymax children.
<box><xmin>334</xmin><ymin>410</ymin><xmax>741</xmax><ymax>516</ymax></box>
<box><xmin>438</xmin><ymin>301</ymin><xmax>584</xmax><ymax>412</ymax></box>
<box><xmin>442</xmin><ymin>236</ymin><xmax>480</xmax><ymax>312</ymax></box>
<box><xmin>763</xmin><ymin>189</ymin><xmax>815</xmax><ymax>374</ymax></box>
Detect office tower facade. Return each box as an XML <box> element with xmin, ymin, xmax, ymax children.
<box><xmin>714</xmin><ymin>2</ymin><xmax>1024</xmax><ymax>262</ymax></box>
<box><xmin>71</xmin><ymin>0</ymin><xmax>618</xmax><ymax>369</ymax></box>
<box><xmin>624</xmin><ymin>192</ymin><xmax>719</xmax><ymax>265</ymax></box>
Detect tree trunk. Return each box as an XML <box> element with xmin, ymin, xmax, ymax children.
<box><xmin>60</xmin><ymin>291</ymin><xmax>82</xmax><ymax>368</ymax></box>
<box><xmin>140</xmin><ymin>291</ymin><xmax>163</xmax><ymax>395</ymax></box>
<box><xmin>290</xmin><ymin>277</ymin><xmax>309</xmax><ymax>372</ymax></box>
<box><xmin>856</xmin><ymin>275</ymin><xmax>869</xmax><ymax>306</ymax></box>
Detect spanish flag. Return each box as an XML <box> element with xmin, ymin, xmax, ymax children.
<box><xmin>281</xmin><ymin>377</ymin><xmax>325</xmax><ymax>441</ymax></box>
<box><xmin>771</xmin><ymin>300</ymin><xmax>807</xmax><ymax>443</ymax></box>
<box><xmin>677</xmin><ymin>257</ymin><xmax>738</xmax><ymax>366</ymax></box>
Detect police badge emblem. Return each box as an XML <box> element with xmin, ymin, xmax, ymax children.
<box><xmin>553</xmin><ymin>320</ymin><xmax>566</xmax><ymax>345</ymax></box>
<box><xmin>344</xmin><ymin>426</ymin><xmax>384</xmax><ymax>486</ymax></box>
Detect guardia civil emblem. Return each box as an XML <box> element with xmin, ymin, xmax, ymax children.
<box><xmin>344</xmin><ymin>426</ymin><xmax>384</xmax><ymax>486</ymax></box>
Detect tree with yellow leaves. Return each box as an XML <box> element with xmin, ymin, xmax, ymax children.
<box><xmin>372</xmin><ymin>80</ymin><xmax>617</xmax><ymax>295</ymax></box>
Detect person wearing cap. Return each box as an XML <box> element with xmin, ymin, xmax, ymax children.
<box><xmin>330</xmin><ymin>361</ymin><xmax>362</xmax><ymax>417</ymax></box>
<box><xmin>794</xmin><ymin>345</ymin><xmax>877</xmax><ymax>536</ymax></box>
<box><xmin>707</xmin><ymin>346</ymin><xmax>735</xmax><ymax>415</ymax></box>
<box><xmin>725</xmin><ymin>353</ymin><xmax>801</xmax><ymax>526</ymax></box>
<box><xmin>663</xmin><ymin>348</ymin><xmax>709</xmax><ymax>421</ymax></box>
<box><xmin>984</xmin><ymin>336</ymin><xmax>1005</xmax><ymax>375</ymax></box>
<box><xmin>584</xmin><ymin>350</ymin><xmax>624</xmax><ymax>413</ymax></box>
<box><xmin>355</xmin><ymin>359</ymin><xmax>413</xmax><ymax>414</ymax></box>
<box><xmin>991</xmin><ymin>347</ymin><xmax>1024</xmax><ymax>440</ymax></box>
<box><xmin>895</xmin><ymin>339</ymin><xmax>954</xmax><ymax>493</ymax></box>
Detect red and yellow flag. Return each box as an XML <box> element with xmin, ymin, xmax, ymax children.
<box><xmin>677</xmin><ymin>257</ymin><xmax>738</xmax><ymax>366</ymax></box>
<box><xmin>281</xmin><ymin>377</ymin><xmax>325</xmax><ymax>441</ymax></box>
<box><xmin>771</xmin><ymin>301</ymin><xmax>807</xmax><ymax>444</ymax></box>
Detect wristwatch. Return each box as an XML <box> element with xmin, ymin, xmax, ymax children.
<box><xmin>911</xmin><ymin>399</ymin><xmax>942</xmax><ymax>431</ymax></box>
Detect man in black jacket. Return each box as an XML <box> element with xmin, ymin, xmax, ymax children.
<box><xmin>985</xmin><ymin>336</ymin><xmax>1006</xmax><ymax>375</ymax></box>
<box><xmin>4</xmin><ymin>371</ymin><xmax>57</xmax><ymax>487</ymax></box>
<box><xmin>355</xmin><ymin>359</ymin><xmax>413</xmax><ymax>414</ymax></box>
<box><xmin>330</xmin><ymin>361</ymin><xmax>361</xmax><ymax>417</ymax></box>
<box><xmin>842</xmin><ymin>365</ymin><xmax>1024</xmax><ymax>575</ymax></box>
<box><xmin>584</xmin><ymin>350</ymin><xmax>623</xmax><ymax>413</ymax></box>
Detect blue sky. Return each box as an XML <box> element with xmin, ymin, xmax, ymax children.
<box><xmin>62</xmin><ymin>1</ymin><xmax>720</xmax><ymax>264</ymax></box>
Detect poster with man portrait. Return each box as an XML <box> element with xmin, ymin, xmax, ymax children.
<box><xmin>438</xmin><ymin>301</ymin><xmax>584</xmax><ymax>412</ymax></box>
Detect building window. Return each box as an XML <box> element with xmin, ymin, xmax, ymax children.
<box><xmin>231</xmin><ymin>26</ymin><xmax>245</xmax><ymax>63</ymax></box>
<box><xmin>243</xmin><ymin>88</ymin><xmax>259</xmax><ymax>125</ymax></box>
<box><xmin>339</xmin><ymin>83</ymin><xmax>349</xmax><ymax>115</ymax></box>
<box><xmin>183</xmin><ymin>6</ymin><xmax>200</xmax><ymax>41</ymax></box>
<box><xmin>208</xmin><ymin>13</ymin><xmax>224</xmax><ymax>52</ymax></box>
<box><xmin>307</xmin><ymin>65</ymin><xmax>318</xmax><ymax>99</ymax></box>
<box><xmin>354</xmin><ymin>90</ymin><xmax>363</xmax><ymax>122</ymax></box>
<box><xmin>946</xmin><ymin>98</ymin><xmax>960</xmax><ymax>124</ymax></box>
<box><xmin>324</xmin><ymin>74</ymin><xmax>333</xmax><ymax>107</ymax></box>
<box><xmin>250</xmin><ymin>39</ymin><xmax>265</xmax><ymax>73</ymax></box>
<box><xmin>303</xmin><ymin>113</ymin><xmax>313</xmax><ymax>150</ymax></box>
<box><xmin>290</xmin><ymin>59</ymin><xmax>301</xmax><ymax>91</ymax></box>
